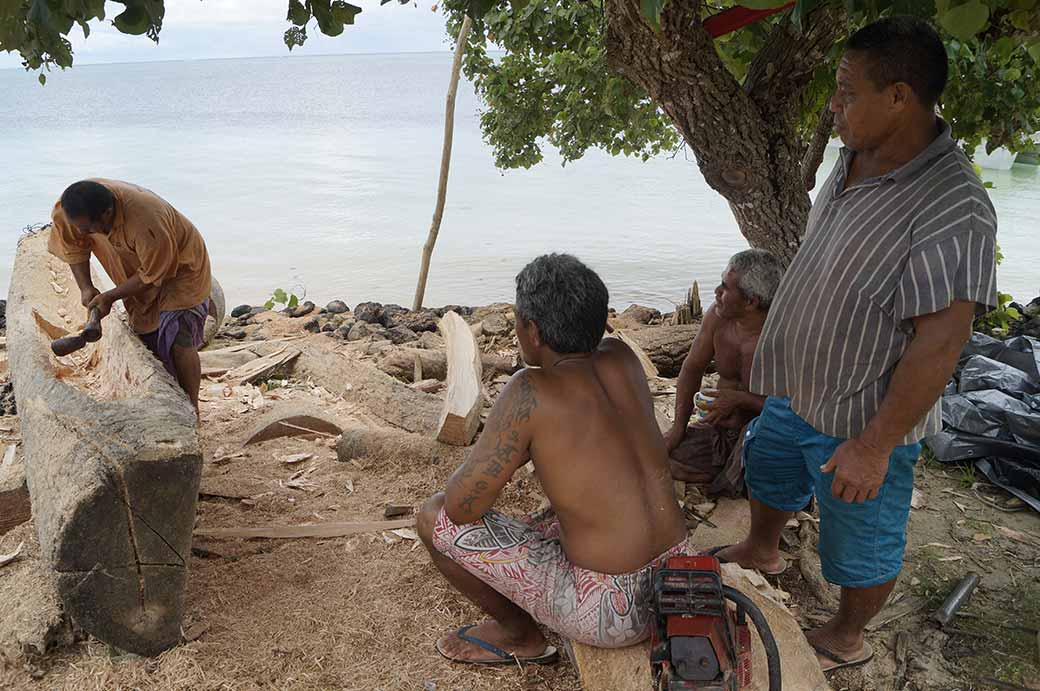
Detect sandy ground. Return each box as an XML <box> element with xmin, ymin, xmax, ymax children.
<box><xmin>0</xmin><ymin>312</ymin><xmax>1038</xmax><ymax>691</ymax></box>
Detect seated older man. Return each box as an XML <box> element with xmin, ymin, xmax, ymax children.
<box><xmin>417</xmin><ymin>253</ymin><xmax>687</xmax><ymax>665</ymax></box>
<box><xmin>664</xmin><ymin>249</ymin><xmax>783</xmax><ymax>497</ymax></box>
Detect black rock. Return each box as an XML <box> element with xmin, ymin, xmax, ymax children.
<box><xmin>249</xmin><ymin>306</ymin><xmax>267</xmax><ymax>316</ymax></box>
<box><xmin>326</xmin><ymin>300</ymin><xmax>350</xmax><ymax>314</ymax></box>
<box><xmin>387</xmin><ymin>325</ymin><xmax>419</xmax><ymax>344</ymax></box>
<box><xmin>381</xmin><ymin>304</ymin><xmax>408</xmax><ymax>326</ymax></box>
<box><xmin>0</xmin><ymin>299</ymin><xmax>6</xmax><ymax>334</ymax></box>
<box><xmin>231</xmin><ymin>304</ymin><xmax>252</xmax><ymax>318</ymax></box>
<box><xmin>304</xmin><ymin>316</ymin><xmax>322</xmax><ymax>333</ymax></box>
<box><xmin>354</xmin><ymin>301</ymin><xmax>384</xmax><ymax>325</ymax></box>
<box><xmin>334</xmin><ymin>321</ymin><xmax>355</xmax><ymax>340</ymax></box>
<box><xmin>390</xmin><ymin>309</ymin><xmax>439</xmax><ymax>333</ymax></box>
<box><xmin>225</xmin><ymin>329</ymin><xmax>247</xmax><ymax>340</ymax></box>
<box><xmin>321</xmin><ymin>321</ymin><xmax>336</xmax><ymax>333</ymax></box>
<box><xmin>1025</xmin><ymin>297</ymin><xmax>1040</xmax><ymax>319</ymax></box>
<box><xmin>434</xmin><ymin>304</ymin><xmax>473</xmax><ymax>318</ymax></box>
<box><xmin>288</xmin><ymin>301</ymin><xmax>316</xmax><ymax>319</ymax></box>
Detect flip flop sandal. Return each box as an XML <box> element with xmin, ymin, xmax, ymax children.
<box><xmin>812</xmin><ymin>641</ymin><xmax>874</xmax><ymax>673</ymax></box>
<box><xmin>703</xmin><ymin>545</ymin><xmax>789</xmax><ymax>576</ymax></box>
<box><xmin>435</xmin><ymin>625</ymin><xmax>560</xmax><ymax>666</ymax></box>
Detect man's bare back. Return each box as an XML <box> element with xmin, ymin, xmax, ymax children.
<box><xmin>525</xmin><ymin>339</ymin><xmax>686</xmax><ymax>573</ymax></box>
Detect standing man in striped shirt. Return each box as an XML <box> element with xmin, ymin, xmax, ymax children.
<box><xmin>713</xmin><ymin>17</ymin><xmax>998</xmax><ymax>673</ymax></box>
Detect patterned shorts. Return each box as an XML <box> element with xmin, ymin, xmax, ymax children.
<box><xmin>432</xmin><ymin>506</ymin><xmax>689</xmax><ymax>648</ymax></box>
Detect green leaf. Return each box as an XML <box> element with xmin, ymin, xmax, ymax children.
<box><xmin>286</xmin><ymin>0</ymin><xmax>310</xmax><ymax>26</ymax></box>
<box><xmin>938</xmin><ymin>0</ymin><xmax>989</xmax><ymax>42</ymax></box>
<box><xmin>1028</xmin><ymin>40</ymin><xmax>1040</xmax><ymax>66</ymax></box>
<box><xmin>287</xmin><ymin>294</ymin><xmax>300</xmax><ymax>309</ymax></box>
<box><xmin>1005</xmin><ymin>67</ymin><xmax>1021</xmax><ymax>81</ymax></box>
<box><xmin>330</xmin><ymin>1</ymin><xmax>362</xmax><ymax>27</ymax></box>
<box><xmin>264</xmin><ymin>300</ymin><xmax>275</xmax><ymax>310</ymax></box>
<box><xmin>284</xmin><ymin>26</ymin><xmax>307</xmax><ymax>50</ymax></box>
<box><xmin>112</xmin><ymin>6</ymin><xmax>152</xmax><ymax>36</ymax></box>
<box><xmin>38</xmin><ymin>72</ymin><xmax>46</xmax><ymax>86</ymax></box>
<box><xmin>1007</xmin><ymin>307</ymin><xmax>1022</xmax><ymax>320</ymax></box>
<box><xmin>508</xmin><ymin>0</ymin><xmax>529</xmax><ymax>10</ymax></box>
<box><xmin>1009</xmin><ymin>0</ymin><xmax>1037</xmax><ymax>9</ymax></box>
<box><xmin>273</xmin><ymin>288</ymin><xmax>287</xmax><ymax>303</ymax></box>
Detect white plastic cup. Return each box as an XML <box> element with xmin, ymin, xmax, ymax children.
<box><xmin>694</xmin><ymin>390</ymin><xmax>716</xmax><ymax>423</ymax></box>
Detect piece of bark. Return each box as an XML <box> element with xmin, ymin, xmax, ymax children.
<box><xmin>337</xmin><ymin>426</ymin><xmax>449</xmax><ymax>465</ymax></box>
<box><xmin>194</xmin><ymin>518</ymin><xmax>415</xmax><ymax>540</ymax></box>
<box><xmin>0</xmin><ymin>523</ymin><xmax>71</xmax><ymax>655</ymax></box>
<box><xmin>8</xmin><ymin>229</ymin><xmax>202</xmax><ymax>657</ymax></box>
<box><xmin>622</xmin><ymin>324</ymin><xmax>699</xmax><ymax>378</ymax></box>
<box><xmin>243</xmin><ymin>402</ymin><xmax>346</xmax><ymax>445</ymax></box>
<box><xmin>0</xmin><ymin>445</ymin><xmax>30</xmax><ymax>535</ymax></box>
<box><xmin>223</xmin><ymin>347</ymin><xmax>300</xmax><ymax>386</ymax></box>
<box><xmin>384</xmin><ymin>504</ymin><xmax>414</xmax><ymax>518</ymax></box>
<box><xmin>290</xmin><ymin>342</ymin><xmax>442</xmax><ymax>435</ymax></box>
<box><xmin>436</xmin><ymin>312</ymin><xmax>483</xmax><ymax>446</ymax></box>
<box><xmin>378</xmin><ymin>347</ymin><xmax>516</xmax><ymax>383</ymax></box>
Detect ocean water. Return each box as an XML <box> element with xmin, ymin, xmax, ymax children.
<box><xmin>1</xmin><ymin>52</ymin><xmax>1037</xmax><ymax>312</ymax></box>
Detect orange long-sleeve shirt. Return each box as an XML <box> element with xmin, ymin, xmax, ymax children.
<box><xmin>48</xmin><ymin>179</ymin><xmax>211</xmax><ymax>334</ymax></box>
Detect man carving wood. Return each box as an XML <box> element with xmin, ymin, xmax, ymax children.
<box><xmin>665</xmin><ymin>249</ymin><xmax>782</xmax><ymax>496</ymax></box>
<box><xmin>48</xmin><ymin>179</ymin><xmax>212</xmax><ymax>417</ymax></box>
<box><xmin>417</xmin><ymin>253</ymin><xmax>687</xmax><ymax>664</ymax></box>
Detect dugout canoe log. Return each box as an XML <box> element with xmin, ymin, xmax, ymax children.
<box><xmin>7</xmin><ymin>228</ymin><xmax>202</xmax><ymax>656</ymax></box>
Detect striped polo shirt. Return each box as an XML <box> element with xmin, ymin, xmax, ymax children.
<box><xmin>750</xmin><ymin>119</ymin><xmax>998</xmax><ymax>444</ymax></box>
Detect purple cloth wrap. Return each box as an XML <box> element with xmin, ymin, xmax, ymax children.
<box><xmin>138</xmin><ymin>300</ymin><xmax>209</xmax><ymax>376</ymax></box>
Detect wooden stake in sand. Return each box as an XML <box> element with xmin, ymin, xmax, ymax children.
<box><xmin>436</xmin><ymin>311</ymin><xmax>482</xmax><ymax>446</ymax></box>
<box><xmin>194</xmin><ymin>518</ymin><xmax>415</xmax><ymax>540</ymax></box>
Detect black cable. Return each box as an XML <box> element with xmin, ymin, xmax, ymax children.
<box><xmin>723</xmin><ymin>586</ymin><xmax>782</xmax><ymax>691</ymax></box>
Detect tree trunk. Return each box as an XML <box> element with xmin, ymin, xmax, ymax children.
<box><xmin>603</xmin><ymin>1</ymin><xmax>844</xmax><ymax>264</ymax></box>
<box><xmin>412</xmin><ymin>15</ymin><xmax>473</xmax><ymax>310</ymax></box>
<box><xmin>8</xmin><ymin>230</ymin><xmax>201</xmax><ymax>657</ymax></box>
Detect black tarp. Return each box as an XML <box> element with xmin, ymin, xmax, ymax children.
<box><xmin>925</xmin><ymin>333</ymin><xmax>1040</xmax><ymax>512</ymax></box>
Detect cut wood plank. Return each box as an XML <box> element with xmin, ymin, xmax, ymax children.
<box><xmin>436</xmin><ymin>311</ymin><xmax>483</xmax><ymax>446</ymax></box>
<box><xmin>612</xmin><ymin>329</ymin><xmax>659</xmax><ymax>378</ymax></box>
<box><xmin>0</xmin><ymin>445</ymin><xmax>30</xmax><ymax>536</ymax></box>
<box><xmin>223</xmin><ymin>347</ymin><xmax>300</xmax><ymax>386</ymax></box>
<box><xmin>243</xmin><ymin>402</ymin><xmax>346</xmax><ymax>446</ymax></box>
<box><xmin>8</xmin><ymin>229</ymin><xmax>202</xmax><ymax>657</ymax></box>
<box><xmin>194</xmin><ymin>518</ymin><xmax>415</xmax><ymax>540</ymax></box>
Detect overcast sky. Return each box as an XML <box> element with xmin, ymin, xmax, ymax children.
<box><xmin>0</xmin><ymin>0</ymin><xmax>450</xmax><ymax>70</ymax></box>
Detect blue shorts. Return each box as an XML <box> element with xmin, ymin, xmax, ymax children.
<box><xmin>744</xmin><ymin>397</ymin><xmax>921</xmax><ymax>588</ymax></box>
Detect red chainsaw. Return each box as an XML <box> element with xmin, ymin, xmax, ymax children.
<box><xmin>650</xmin><ymin>556</ymin><xmax>781</xmax><ymax>691</ymax></box>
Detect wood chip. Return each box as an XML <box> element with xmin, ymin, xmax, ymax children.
<box><xmin>281</xmin><ymin>452</ymin><xmax>314</xmax><ymax>465</ymax></box>
<box><xmin>937</xmin><ymin>556</ymin><xmax>963</xmax><ymax>562</ymax></box>
<box><xmin>390</xmin><ymin>528</ymin><xmax>419</xmax><ymax>541</ymax></box>
<box><xmin>384</xmin><ymin>504</ymin><xmax>413</xmax><ymax>519</ymax></box>
<box><xmin>920</xmin><ymin>542</ymin><xmax>955</xmax><ymax>550</ymax></box>
<box><xmin>181</xmin><ymin>622</ymin><xmax>210</xmax><ymax>642</ymax></box>
<box><xmin>0</xmin><ymin>541</ymin><xmax>24</xmax><ymax>568</ymax></box>
<box><xmin>911</xmin><ymin>487</ymin><xmax>926</xmax><ymax>509</ymax></box>
<box><xmin>345</xmin><ymin>478</ymin><xmax>355</xmax><ymax>494</ymax></box>
<box><xmin>972</xmin><ymin>532</ymin><xmax>992</xmax><ymax>542</ymax></box>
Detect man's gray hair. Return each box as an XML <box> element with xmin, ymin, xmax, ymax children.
<box><xmin>515</xmin><ymin>253</ymin><xmax>608</xmax><ymax>354</ymax></box>
<box><xmin>728</xmin><ymin>249</ymin><xmax>783</xmax><ymax>310</ymax></box>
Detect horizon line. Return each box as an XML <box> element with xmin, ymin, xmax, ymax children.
<box><xmin>0</xmin><ymin>47</ymin><xmax>509</xmax><ymax>72</ymax></box>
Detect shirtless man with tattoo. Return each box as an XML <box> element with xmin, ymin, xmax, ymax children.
<box><xmin>664</xmin><ymin>250</ymin><xmax>782</xmax><ymax>496</ymax></box>
<box><xmin>417</xmin><ymin>253</ymin><xmax>687</xmax><ymax>664</ymax></box>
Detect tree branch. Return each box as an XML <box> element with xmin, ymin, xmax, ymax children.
<box><xmin>802</xmin><ymin>104</ymin><xmax>835</xmax><ymax>192</ymax></box>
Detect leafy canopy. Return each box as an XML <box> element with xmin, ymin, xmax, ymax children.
<box><xmin>3</xmin><ymin>0</ymin><xmax>1038</xmax><ymax>153</ymax></box>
